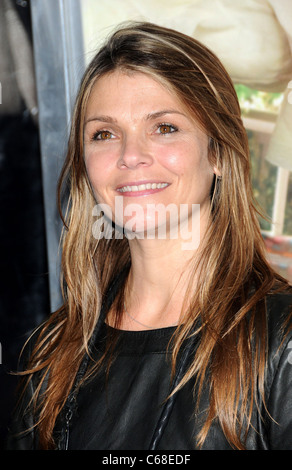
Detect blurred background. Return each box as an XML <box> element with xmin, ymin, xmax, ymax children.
<box><xmin>0</xmin><ymin>0</ymin><xmax>291</xmax><ymax>448</ymax></box>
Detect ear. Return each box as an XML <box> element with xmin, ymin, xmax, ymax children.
<box><xmin>213</xmin><ymin>166</ymin><xmax>222</xmax><ymax>178</ymax></box>
<box><xmin>208</xmin><ymin>138</ymin><xmax>222</xmax><ymax>178</ymax></box>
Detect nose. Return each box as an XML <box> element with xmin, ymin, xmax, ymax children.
<box><xmin>117</xmin><ymin>134</ymin><xmax>153</xmax><ymax>170</ymax></box>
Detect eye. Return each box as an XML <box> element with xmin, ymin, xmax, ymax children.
<box><xmin>156</xmin><ymin>123</ymin><xmax>178</xmax><ymax>135</ymax></box>
<box><xmin>92</xmin><ymin>130</ymin><xmax>114</xmax><ymax>141</ymax></box>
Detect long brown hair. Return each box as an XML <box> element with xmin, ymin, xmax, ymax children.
<box><xmin>21</xmin><ymin>21</ymin><xmax>290</xmax><ymax>449</ymax></box>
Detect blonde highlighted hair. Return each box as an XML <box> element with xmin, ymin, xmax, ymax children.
<box><xmin>21</xmin><ymin>22</ymin><xmax>289</xmax><ymax>449</ymax></box>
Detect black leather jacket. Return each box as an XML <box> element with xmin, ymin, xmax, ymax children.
<box><xmin>6</xmin><ymin>289</ymin><xmax>292</xmax><ymax>450</ymax></box>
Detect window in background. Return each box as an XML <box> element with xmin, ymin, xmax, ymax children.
<box><xmin>235</xmin><ymin>85</ymin><xmax>292</xmax><ymax>282</ymax></box>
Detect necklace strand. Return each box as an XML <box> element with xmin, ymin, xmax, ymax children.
<box><xmin>124</xmin><ymin>302</ymin><xmax>177</xmax><ymax>329</ymax></box>
<box><xmin>124</xmin><ymin>302</ymin><xmax>155</xmax><ymax>329</ymax></box>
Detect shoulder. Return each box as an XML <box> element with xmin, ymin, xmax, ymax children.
<box><xmin>265</xmin><ymin>288</ymin><xmax>292</xmax><ymax>346</ymax></box>
<box><xmin>263</xmin><ymin>288</ymin><xmax>292</xmax><ymax>394</ymax></box>
<box><xmin>261</xmin><ymin>289</ymin><xmax>292</xmax><ymax>449</ymax></box>
<box><xmin>266</xmin><ymin>287</ymin><xmax>292</xmax><ymax>316</ymax></box>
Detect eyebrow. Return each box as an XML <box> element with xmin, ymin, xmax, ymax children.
<box><xmin>145</xmin><ymin>109</ymin><xmax>187</xmax><ymax>120</ymax></box>
<box><xmin>85</xmin><ymin>115</ymin><xmax>118</xmax><ymax>125</ymax></box>
<box><xmin>84</xmin><ymin>110</ymin><xmax>187</xmax><ymax>126</ymax></box>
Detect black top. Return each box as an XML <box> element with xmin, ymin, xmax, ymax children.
<box><xmin>6</xmin><ymin>290</ymin><xmax>292</xmax><ymax>450</ymax></box>
<box><xmin>67</xmin><ymin>323</ymin><xmax>198</xmax><ymax>450</ymax></box>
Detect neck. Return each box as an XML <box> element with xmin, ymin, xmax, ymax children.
<box><xmin>121</xmin><ymin>237</ymin><xmax>198</xmax><ymax>330</ymax></box>
<box><xmin>126</xmin><ymin>203</ymin><xmax>209</xmax><ymax>303</ymax></box>
<box><xmin>116</xmin><ymin>205</ymin><xmax>210</xmax><ymax>330</ymax></box>
<box><xmin>130</xmin><ymin>237</ymin><xmax>193</xmax><ymax>289</ymax></box>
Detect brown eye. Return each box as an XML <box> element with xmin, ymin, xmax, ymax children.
<box><xmin>157</xmin><ymin>124</ymin><xmax>177</xmax><ymax>135</ymax></box>
<box><xmin>160</xmin><ymin>125</ymin><xmax>171</xmax><ymax>134</ymax></box>
<box><xmin>99</xmin><ymin>131</ymin><xmax>112</xmax><ymax>140</ymax></box>
<box><xmin>92</xmin><ymin>130</ymin><xmax>113</xmax><ymax>141</ymax></box>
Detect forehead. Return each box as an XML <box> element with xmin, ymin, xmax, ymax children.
<box><xmin>85</xmin><ymin>70</ymin><xmax>188</xmax><ymax>119</ymax></box>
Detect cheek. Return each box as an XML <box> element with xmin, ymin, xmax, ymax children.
<box><xmin>160</xmin><ymin>143</ymin><xmax>211</xmax><ymax>180</ymax></box>
<box><xmin>157</xmin><ymin>144</ymin><xmax>191</xmax><ymax>175</ymax></box>
<box><xmin>85</xmin><ymin>150</ymin><xmax>111</xmax><ymax>191</ymax></box>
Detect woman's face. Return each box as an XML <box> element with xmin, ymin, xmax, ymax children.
<box><xmin>84</xmin><ymin>70</ymin><xmax>217</xmax><ymax>242</ymax></box>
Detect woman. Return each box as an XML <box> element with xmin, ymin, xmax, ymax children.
<box><xmin>7</xmin><ymin>22</ymin><xmax>292</xmax><ymax>450</ymax></box>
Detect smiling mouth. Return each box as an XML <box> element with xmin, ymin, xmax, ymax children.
<box><xmin>117</xmin><ymin>182</ymin><xmax>169</xmax><ymax>193</ymax></box>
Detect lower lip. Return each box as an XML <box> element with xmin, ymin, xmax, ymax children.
<box><xmin>116</xmin><ymin>185</ymin><xmax>169</xmax><ymax>197</ymax></box>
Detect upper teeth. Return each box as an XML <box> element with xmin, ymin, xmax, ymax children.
<box><xmin>117</xmin><ymin>182</ymin><xmax>169</xmax><ymax>192</ymax></box>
